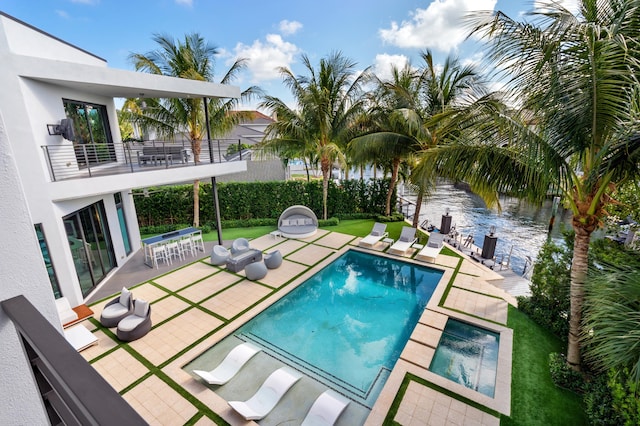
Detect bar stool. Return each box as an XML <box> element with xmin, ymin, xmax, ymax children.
<box><xmin>191</xmin><ymin>233</ymin><xmax>205</xmax><ymax>252</ymax></box>
<box><xmin>152</xmin><ymin>245</ymin><xmax>171</xmax><ymax>269</ymax></box>
<box><xmin>178</xmin><ymin>237</ymin><xmax>195</xmax><ymax>258</ymax></box>
<box><xmin>165</xmin><ymin>240</ymin><xmax>182</xmax><ymax>263</ymax></box>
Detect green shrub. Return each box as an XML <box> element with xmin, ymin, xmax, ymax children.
<box><xmin>549</xmin><ymin>352</ymin><xmax>585</xmax><ymax>394</ymax></box>
<box><xmin>584</xmin><ymin>372</ymin><xmax>620</xmax><ymax>425</ymax></box>
<box><xmin>609</xmin><ymin>368</ymin><xmax>640</xmax><ymax>425</ymax></box>
<box><xmin>376</xmin><ymin>212</ymin><xmax>405</xmax><ymax>222</ymax></box>
<box><xmin>519</xmin><ymin>233</ymin><xmax>573</xmax><ymax>341</ymax></box>
<box><xmin>318</xmin><ymin>217</ymin><xmax>339</xmax><ymax>227</ymax></box>
<box><xmin>134</xmin><ymin>179</ymin><xmax>393</xmax><ymax>226</ymax></box>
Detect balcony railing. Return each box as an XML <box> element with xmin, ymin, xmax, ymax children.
<box><xmin>41</xmin><ymin>139</ymin><xmax>248</xmax><ymax>182</ymax></box>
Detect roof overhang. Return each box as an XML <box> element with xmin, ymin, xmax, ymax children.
<box><xmin>13</xmin><ymin>54</ymin><xmax>240</xmax><ymax>100</ymax></box>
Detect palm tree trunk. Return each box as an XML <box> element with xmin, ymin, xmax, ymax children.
<box><xmin>412</xmin><ymin>186</ymin><xmax>425</xmax><ymax>228</ymax></box>
<box><xmin>567</xmin><ymin>225</ymin><xmax>591</xmax><ymax>370</ymax></box>
<box><xmin>321</xmin><ymin>157</ymin><xmax>331</xmax><ymax>220</ymax></box>
<box><xmin>385</xmin><ymin>158</ymin><xmax>400</xmax><ymax>216</ymax></box>
<box><xmin>193</xmin><ymin>179</ymin><xmax>200</xmax><ymax>227</ymax></box>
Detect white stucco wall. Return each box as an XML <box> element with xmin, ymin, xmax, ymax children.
<box><xmin>0</xmin><ymin>110</ymin><xmax>52</xmax><ymax>425</ymax></box>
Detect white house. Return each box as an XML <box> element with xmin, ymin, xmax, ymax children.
<box><xmin>0</xmin><ymin>12</ymin><xmax>246</xmax><ymax>423</ymax></box>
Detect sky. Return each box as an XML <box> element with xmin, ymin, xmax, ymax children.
<box><xmin>0</xmin><ymin>0</ymin><xmax>579</xmax><ymax>111</ymax></box>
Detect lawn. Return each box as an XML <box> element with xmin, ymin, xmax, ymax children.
<box><xmin>503</xmin><ymin>305</ymin><xmax>587</xmax><ymax>425</ymax></box>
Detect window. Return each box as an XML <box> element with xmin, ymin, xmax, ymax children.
<box><xmin>35</xmin><ymin>224</ymin><xmax>61</xmax><ymax>298</ymax></box>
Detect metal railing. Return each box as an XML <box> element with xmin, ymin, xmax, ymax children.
<box><xmin>42</xmin><ymin>139</ymin><xmax>246</xmax><ymax>181</ymax></box>
<box><xmin>1</xmin><ymin>295</ymin><xmax>146</xmax><ymax>425</ymax></box>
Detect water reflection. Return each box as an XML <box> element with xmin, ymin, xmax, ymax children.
<box><xmin>399</xmin><ymin>180</ymin><xmax>572</xmax><ymax>275</ymax></box>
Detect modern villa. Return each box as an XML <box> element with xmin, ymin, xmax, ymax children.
<box><xmin>0</xmin><ymin>12</ymin><xmax>245</xmax><ymax>424</ymax></box>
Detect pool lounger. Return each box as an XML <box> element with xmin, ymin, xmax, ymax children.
<box><xmin>301</xmin><ymin>389</ymin><xmax>350</xmax><ymax>426</ymax></box>
<box><xmin>228</xmin><ymin>366</ymin><xmax>302</xmax><ymax>420</ymax></box>
<box><xmin>193</xmin><ymin>342</ymin><xmax>261</xmax><ymax>385</ymax></box>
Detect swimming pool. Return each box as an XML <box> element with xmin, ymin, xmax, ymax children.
<box><xmin>429</xmin><ymin>319</ymin><xmax>500</xmax><ymax>397</ymax></box>
<box><xmin>234</xmin><ymin>249</ymin><xmax>443</xmax><ymax>407</ymax></box>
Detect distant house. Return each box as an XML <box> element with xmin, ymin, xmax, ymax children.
<box><xmin>216</xmin><ymin>111</ymin><xmax>287</xmax><ymax>182</ymax></box>
<box><xmin>0</xmin><ymin>12</ymin><xmax>245</xmax><ymax>423</ymax></box>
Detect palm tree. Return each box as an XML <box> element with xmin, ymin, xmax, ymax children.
<box><xmin>349</xmin><ymin>64</ymin><xmax>426</xmax><ymax>216</ymax></box>
<box><xmin>349</xmin><ymin>51</ymin><xmax>483</xmax><ymax>222</ymax></box>
<box><xmin>259</xmin><ymin>52</ymin><xmax>369</xmax><ymax>219</ymax></box>
<box><xmin>583</xmin><ymin>262</ymin><xmax>640</xmax><ymax>384</ymax></box>
<box><xmin>125</xmin><ymin>33</ymin><xmax>261</xmax><ymax>226</ymax></box>
<box><xmin>415</xmin><ymin>1</ymin><xmax>640</xmax><ymax>370</ymax></box>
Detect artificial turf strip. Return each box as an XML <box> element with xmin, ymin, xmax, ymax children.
<box><xmin>502</xmin><ymin>305</ymin><xmax>587</xmax><ymax>425</ymax></box>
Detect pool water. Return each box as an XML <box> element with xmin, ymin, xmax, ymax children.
<box><xmin>429</xmin><ymin>319</ymin><xmax>500</xmax><ymax>397</ymax></box>
<box><xmin>235</xmin><ymin>250</ymin><xmax>443</xmax><ymax>407</ymax></box>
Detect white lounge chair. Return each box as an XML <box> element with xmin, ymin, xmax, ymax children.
<box><xmin>228</xmin><ymin>366</ymin><xmax>302</xmax><ymax>420</ymax></box>
<box><xmin>416</xmin><ymin>232</ymin><xmax>445</xmax><ymax>263</ymax></box>
<box><xmin>193</xmin><ymin>342</ymin><xmax>261</xmax><ymax>385</ymax></box>
<box><xmin>301</xmin><ymin>390</ymin><xmax>350</xmax><ymax>426</ymax></box>
<box><xmin>358</xmin><ymin>222</ymin><xmax>388</xmax><ymax>248</ymax></box>
<box><xmin>388</xmin><ymin>226</ymin><xmax>418</xmax><ymax>256</ymax></box>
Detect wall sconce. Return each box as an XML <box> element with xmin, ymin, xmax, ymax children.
<box><xmin>47</xmin><ymin>119</ymin><xmax>75</xmax><ymax>140</ymax></box>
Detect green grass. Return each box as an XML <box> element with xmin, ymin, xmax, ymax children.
<box><xmin>503</xmin><ymin>305</ymin><xmax>587</xmax><ymax>425</ymax></box>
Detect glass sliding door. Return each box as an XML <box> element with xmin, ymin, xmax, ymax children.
<box><xmin>64</xmin><ymin>201</ymin><xmax>116</xmax><ymax>297</ymax></box>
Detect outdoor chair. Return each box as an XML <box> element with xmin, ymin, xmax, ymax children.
<box><xmin>231</xmin><ymin>238</ymin><xmax>250</xmax><ymax>255</ymax></box>
<box><xmin>264</xmin><ymin>250</ymin><xmax>282</xmax><ymax>269</ymax></box>
<box><xmin>191</xmin><ymin>233</ymin><xmax>205</xmax><ymax>252</ymax></box>
<box><xmin>99</xmin><ymin>287</ymin><xmax>134</xmax><ymax>328</ymax></box>
<box><xmin>152</xmin><ymin>244</ymin><xmax>171</xmax><ymax>269</ymax></box>
<box><xmin>416</xmin><ymin>232</ymin><xmax>445</xmax><ymax>263</ymax></box>
<box><xmin>193</xmin><ymin>342</ymin><xmax>261</xmax><ymax>385</ymax></box>
<box><xmin>388</xmin><ymin>226</ymin><xmax>418</xmax><ymax>256</ymax></box>
<box><xmin>165</xmin><ymin>240</ymin><xmax>182</xmax><ymax>263</ymax></box>
<box><xmin>228</xmin><ymin>366</ymin><xmax>302</xmax><ymax>420</ymax></box>
<box><xmin>301</xmin><ymin>389</ymin><xmax>350</xmax><ymax>426</ymax></box>
<box><xmin>358</xmin><ymin>222</ymin><xmax>388</xmax><ymax>248</ymax></box>
<box><xmin>178</xmin><ymin>237</ymin><xmax>195</xmax><ymax>258</ymax></box>
<box><xmin>116</xmin><ymin>299</ymin><xmax>152</xmax><ymax>342</ymax></box>
<box><xmin>211</xmin><ymin>245</ymin><xmax>231</xmax><ymax>266</ymax></box>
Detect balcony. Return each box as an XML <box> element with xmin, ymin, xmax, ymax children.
<box><xmin>42</xmin><ymin>140</ymin><xmax>249</xmax><ymax>182</ymax></box>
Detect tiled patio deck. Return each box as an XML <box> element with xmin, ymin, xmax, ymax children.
<box><xmin>80</xmin><ymin>229</ymin><xmax>514</xmax><ymax>425</ymax></box>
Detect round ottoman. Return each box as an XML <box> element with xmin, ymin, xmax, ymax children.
<box><xmin>245</xmin><ymin>261</ymin><xmax>268</xmax><ymax>281</ymax></box>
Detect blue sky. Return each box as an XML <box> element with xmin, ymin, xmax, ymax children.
<box><xmin>1</xmin><ymin>0</ymin><xmax>578</xmax><ymax>110</ymax></box>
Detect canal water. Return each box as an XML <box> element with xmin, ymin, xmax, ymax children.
<box><xmin>398</xmin><ymin>180</ymin><xmax>573</xmax><ymax>276</ymax></box>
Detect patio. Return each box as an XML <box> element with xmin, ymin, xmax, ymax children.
<box><xmin>79</xmin><ymin>229</ymin><xmax>514</xmax><ymax>425</ymax></box>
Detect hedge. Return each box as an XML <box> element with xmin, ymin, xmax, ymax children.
<box><xmin>134</xmin><ymin>178</ymin><xmax>394</xmax><ymax>226</ymax></box>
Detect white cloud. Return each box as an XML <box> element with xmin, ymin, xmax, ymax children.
<box><xmin>231</xmin><ymin>34</ymin><xmax>300</xmax><ymax>82</ymax></box>
<box><xmin>175</xmin><ymin>0</ymin><xmax>193</xmax><ymax>6</ymax></box>
<box><xmin>534</xmin><ymin>0</ymin><xmax>580</xmax><ymax>14</ymax></box>
<box><xmin>70</xmin><ymin>0</ymin><xmax>99</xmax><ymax>4</ymax></box>
<box><xmin>55</xmin><ymin>10</ymin><xmax>70</xmax><ymax>19</ymax></box>
<box><xmin>278</xmin><ymin>20</ymin><xmax>302</xmax><ymax>36</ymax></box>
<box><xmin>379</xmin><ymin>0</ymin><xmax>497</xmax><ymax>52</ymax></box>
<box><xmin>373</xmin><ymin>53</ymin><xmax>411</xmax><ymax>81</ymax></box>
